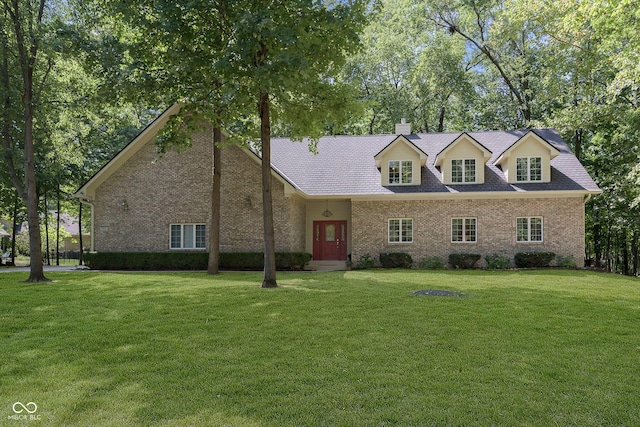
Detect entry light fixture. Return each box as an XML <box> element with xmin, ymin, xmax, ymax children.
<box><xmin>321</xmin><ymin>200</ymin><xmax>333</xmax><ymax>217</ymax></box>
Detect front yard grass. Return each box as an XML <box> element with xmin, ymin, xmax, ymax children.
<box><xmin>1</xmin><ymin>269</ymin><xmax>639</xmax><ymax>426</ymax></box>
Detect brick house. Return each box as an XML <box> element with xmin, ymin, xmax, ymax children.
<box><xmin>75</xmin><ymin>104</ymin><xmax>601</xmax><ymax>269</ymax></box>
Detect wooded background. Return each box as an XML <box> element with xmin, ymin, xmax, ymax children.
<box><xmin>1</xmin><ymin>0</ymin><xmax>638</xmax><ymax>276</ymax></box>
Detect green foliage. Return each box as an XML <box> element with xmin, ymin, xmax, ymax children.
<box><xmin>418</xmin><ymin>256</ymin><xmax>446</xmax><ymax>270</ymax></box>
<box><xmin>485</xmin><ymin>251</ymin><xmax>511</xmax><ymax>270</ymax></box>
<box><xmin>514</xmin><ymin>252</ymin><xmax>556</xmax><ymax>268</ymax></box>
<box><xmin>275</xmin><ymin>252</ymin><xmax>313</xmax><ymax>271</ymax></box>
<box><xmin>379</xmin><ymin>252</ymin><xmax>413</xmax><ymax>269</ymax></box>
<box><xmin>84</xmin><ymin>252</ymin><xmax>311</xmax><ymax>271</ymax></box>
<box><xmin>353</xmin><ymin>253</ymin><xmax>376</xmax><ymax>270</ymax></box>
<box><xmin>448</xmin><ymin>253</ymin><xmax>481</xmax><ymax>269</ymax></box>
<box><xmin>556</xmin><ymin>255</ymin><xmax>578</xmax><ymax>269</ymax></box>
<box><xmin>14</xmin><ymin>229</ymin><xmax>30</xmax><ymax>256</ymax></box>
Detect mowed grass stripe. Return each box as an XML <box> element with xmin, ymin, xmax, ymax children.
<box><xmin>1</xmin><ymin>270</ymin><xmax>638</xmax><ymax>426</ymax></box>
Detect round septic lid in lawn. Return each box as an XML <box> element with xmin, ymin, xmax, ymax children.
<box><xmin>413</xmin><ymin>290</ymin><xmax>462</xmax><ymax>297</ymax></box>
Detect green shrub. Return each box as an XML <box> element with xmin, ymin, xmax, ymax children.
<box><xmin>555</xmin><ymin>255</ymin><xmax>578</xmax><ymax>269</ymax></box>
<box><xmin>353</xmin><ymin>253</ymin><xmax>375</xmax><ymax>270</ymax></box>
<box><xmin>514</xmin><ymin>251</ymin><xmax>556</xmax><ymax>268</ymax></box>
<box><xmin>448</xmin><ymin>253</ymin><xmax>481</xmax><ymax>269</ymax></box>
<box><xmin>84</xmin><ymin>251</ymin><xmax>311</xmax><ymax>271</ymax></box>
<box><xmin>418</xmin><ymin>256</ymin><xmax>446</xmax><ymax>270</ymax></box>
<box><xmin>379</xmin><ymin>252</ymin><xmax>413</xmax><ymax>268</ymax></box>
<box><xmin>275</xmin><ymin>252</ymin><xmax>313</xmax><ymax>270</ymax></box>
<box><xmin>485</xmin><ymin>251</ymin><xmax>511</xmax><ymax>269</ymax></box>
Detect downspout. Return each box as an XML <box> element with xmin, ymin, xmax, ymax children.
<box><xmin>78</xmin><ymin>197</ymin><xmax>95</xmax><ymax>251</ymax></box>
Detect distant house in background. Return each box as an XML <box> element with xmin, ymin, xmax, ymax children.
<box><xmin>0</xmin><ymin>214</ymin><xmax>89</xmax><ymax>257</ymax></box>
<box><xmin>52</xmin><ymin>212</ymin><xmax>90</xmax><ymax>252</ymax></box>
<box><xmin>0</xmin><ymin>224</ymin><xmax>10</xmax><ymax>253</ymax></box>
<box><xmin>75</xmin><ymin>104</ymin><xmax>601</xmax><ymax>269</ymax></box>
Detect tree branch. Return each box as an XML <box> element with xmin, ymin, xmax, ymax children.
<box><xmin>436</xmin><ymin>10</ymin><xmax>527</xmax><ymax>116</ymax></box>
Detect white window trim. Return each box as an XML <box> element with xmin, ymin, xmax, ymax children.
<box><xmin>515</xmin><ymin>156</ymin><xmax>543</xmax><ymax>182</ymax></box>
<box><xmin>516</xmin><ymin>217</ymin><xmax>544</xmax><ymax>243</ymax></box>
<box><xmin>451</xmin><ymin>158</ymin><xmax>477</xmax><ymax>183</ymax></box>
<box><xmin>170</xmin><ymin>223</ymin><xmax>207</xmax><ymax>250</ymax></box>
<box><xmin>388</xmin><ymin>218</ymin><xmax>413</xmax><ymax>243</ymax></box>
<box><xmin>388</xmin><ymin>160</ymin><xmax>413</xmax><ymax>185</ymax></box>
<box><xmin>451</xmin><ymin>217</ymin><xmax>477</xmax><ymax>243</ymax></box>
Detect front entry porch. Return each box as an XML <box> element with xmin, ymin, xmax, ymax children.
<box><xmin>312</xmin><ymin>220</ymin><xmax>348</xmax><ymax>261</ymax></box>
<box><xmin>306</xmin><ymin>259</ymin><xmax>349</xmax><ymax>271</ymax></box>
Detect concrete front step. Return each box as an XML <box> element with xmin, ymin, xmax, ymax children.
<box><xmin>306</xmin><ymin>260</ymin><xmax>348</xmax><ymax>272</ymax></box>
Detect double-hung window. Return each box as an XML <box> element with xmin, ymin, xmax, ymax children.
<box><xmin>389</xmin><ymin>218</ymin><xmax>413</xmax><ymax>243</ymax></box>
<box><xmin>170</xmin><ymin>224</ymin><xmax>206</xmax><ymax>249</ymax></box>
<box><xmin>451</xmin><ymin>159</ymin><xmax>476</xmax><ymax>183</ymax></box>
<box><xmin>451</xmin><ymin>218</ymin><xmax>477</xmax><ymax>243</ymax></box>
<box><xmin>516</xmin><ymin>157</ymin><xmax>542</xmax><ymax>182</ymax></box>
<box><xmin>516</xmin><ymin>217</ymin><xmax>543</xmax><ymax>242</ymax></box>
<box><xmin>388</xmin><ymin>160</ymin><xmax>413</xmax><ymax>184</ymax></box>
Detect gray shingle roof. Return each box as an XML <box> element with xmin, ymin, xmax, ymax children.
<box><xmin>268</xmin><ymin>129</ymin><xmax>601</xmax><ymax>196</ymax></box>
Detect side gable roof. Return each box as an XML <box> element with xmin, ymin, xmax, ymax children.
<box><xmin>267</xmin><ymin>129</ymin><xmax>600</xmax><ymax>196</ymax></box>
<box><xmin>434</xmin><ymin>132</ymin><xmax>492</xmax><ymax>167</ymax></box>
<box><xmin>76</xmin><ymin>121</ymin><xmax>601</xmax><ymax>201</ymax></box>
<box><xmin>373</xmin><ymin>135</ymin><xmax>428</xmax><ymax>168</ymax></box>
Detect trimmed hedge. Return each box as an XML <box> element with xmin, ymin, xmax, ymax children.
<box><xmin>449</xmin><ymin>253</ymin><xmax>481</xmax><ymax>269</ymax></box>
<box><xmin>379</xmin><ymin>252</ymin><xmax>413</xmax><ymax>268</ymax></box>
<box><xmin>514</xmin><ymin>251</ymin><xmax>555</xmax><ymax>268</ymax></box>
<box><xmin>84</xmin><ymin>251</ymin><xmax>312</xmax><ymax>271</ymax></box>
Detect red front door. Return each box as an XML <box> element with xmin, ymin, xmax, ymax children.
<box><xmin>313</xmin><ymin>221</ymin><xmax>347</xmax><ymax>260</ymax></box>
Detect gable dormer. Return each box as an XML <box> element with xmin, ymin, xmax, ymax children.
<box><xmin>434</xmin><ymin>133</ymin><xmax>492</xmax><ymax>185</ymax></box>
<box><xmin>494</xmin><ymin>131</ymin><xmax>560</xmax><ymax>184</ymax></box>
<box><xmin>374</xmin><ymin>135</ymin><xmax>428</xmax><ymax>186</ymax></box>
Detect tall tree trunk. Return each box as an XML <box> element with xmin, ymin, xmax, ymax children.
<box><xmin>593</xmin><ymin>208</ymin><xmax>602</xmax><ymax>267</ymax></box>
<box><xmin>208</xmin><ymin>124</ymin><xmax>222</xmax><ymax>275</ymax></box>
<box><xmin>11</xmin><ymin>192</ymin><xmax>18</xmax><ymax>265</ymax></box>
<box><xmin>56</xmin><ymin>185</ymin><xmax>60</xmax><ymax>265</ymax></box>
<box><xmin>621</xmin><ymin>229</ymin><xmax>629</xmax><ymax>276</ymax></box>
<box><xmin>11</xmin><ymin>0</ymin><xmax>49</xmax><ymax>282</ymax></box>
<box><xmin>25</xmin><ymin>142</ymin><xmax>46</xmax><ymax>280</ymax></box>
<box><xmin>259</xmin><ymin>91</ymin><xmax>277</xmax><ymax>288</ymax></box>
<box><xmin>605</xmin><ymin>212</ymin><xmax>612</xmax><ymax>272</ymax></box>
<box><xmin>78</xmin><ymin>202</ymin><xmax>84</xmax><ymax>266</ymax></box>
<box><xmin>368</xmin><ymin>112</ymin><xmax>376</xmax><ymax>135</ymax></box>
<box><xmin>44</xmin><ymin>190</ymin><xmax>50</xmax><ymax>266</ymax></box>
<box><xmin>437</xmin><ymin>106</ymin><xmax>446</xmax><ymax>132</ymax></box>
<box><xmin>632</xmin><ymin>230</ymin><xmax>638</xmax><ymax>277</ymax></box>
<box><xmin>574</xmin><ymin>129</ymin><xmax>583</xmax><ymax>161</ymax></box>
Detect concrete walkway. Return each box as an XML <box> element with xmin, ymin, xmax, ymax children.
<box><xmin>0</xmin><ymin>265</ymin><xmax>89</xmax><ymax>273</ymax></box>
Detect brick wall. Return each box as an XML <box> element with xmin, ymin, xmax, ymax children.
<box><xmin>351</xmin><ymin>197</ymin><xmax>585</xmax><ymax>267</ymax></box>
<box><xmin>93</xmin><ymin>130</ymin><xmax>304</xmax><ymax>253</ymax></box>
<box><xmin>93</xmin><ymin>126</ymin><xmax>585</xmax><ymax>265</ymax></box>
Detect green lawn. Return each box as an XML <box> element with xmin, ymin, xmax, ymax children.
<box><xmin>1</xmin><ymin>269</ymin><xmax>639</xmax><ymax>426</ymax></box>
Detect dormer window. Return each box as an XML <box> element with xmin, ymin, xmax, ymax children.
<box><xmin>435</xmin><ymin>133</ymin><xmax>491</xmax><ymax>185</ymax></box>
<box><xmin>374</xmin><ymin>135</ymin><xmax>427</xmax><ymax>186</ymax></box>
<box><xmin>494</xmin><ymin>131</ymin><xmax>559</xmax><ymax>184</ymax></box>
<box><xmin>451</xmin><ymin>159</ymin><xmax>476</xmax><ymax>183</ymax></box>
<box><xmin>389</xmin><ymin>160</ymin><xmax>413</xmax><ymax>185</ymax></box>
<box><xmin>516</xmin><ymin>157</ymin><xmax>542</xmax><ymax>182</ymax></box>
